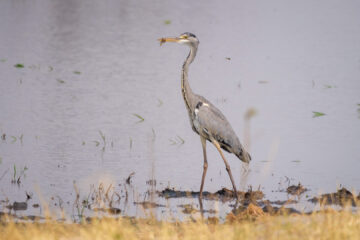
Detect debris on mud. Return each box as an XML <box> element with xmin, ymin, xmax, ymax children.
<box><xmin>6</xmin><ymin>201</ymin><xmax>28</xmax><ymax>211</ymax></box>
<box><xmin>262</xmin><ymin>204</ymin><xmax>300</xmax><ymax>215</ymax></box>
<box><xmin>126</xmin><ymin>172</ymin><xmax>135</xmax><ymax>184</ymax></box>
<box><xmin>179</xmin><ymin>204</ymin><xmax>199</xmax><ymax>214</ymax></box>
<box><xmin>309</xmin><ymin>188</ymin><xmax>358</xmax><ymax>206</ymax></box>
<box><xmin>134</xmin><ymin>201</ymin><xmax>165</xmax><ymax>209</ymax></box>
<box><xmin>92</xmin><ymin>207</ymin><xmax>121</xmax><ymax>215</ymax></box>
<box><xmin>157</xmin><ymin>187</ymin><xmax>264</xmax><ymax>202</ymax></box>
<box><xmin>227</xmin><ymin>203</ymin><xmax>265</xmax><ymax>222</ymax></box>
<box><xmin>228</xmin><ymin>201</ymin><xmax>301</xmax><ymax>222</ymax></box>
<box><xmin>18</xmin><ymin>215</ymin><xmax>45</xmax><ymax>221</ymax></box>
<box><xmin>267</xmin><ymin>199</ymin><xmax>298</xmax><ymax>205</ymax></box>
<box><xmin>287</xmin><ymin>183</ymin><xmax>307</xmax><ymax>195</ymax></box>
<box><xmin>146</xmin><ymin>179</ymin><xmax>156</xmax><ymax>186</ymax></box>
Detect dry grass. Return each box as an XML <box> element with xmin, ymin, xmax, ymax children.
<box><xmin>1</xmin><ymin>210</ymin><xmax>360</xmax><ymax>240</ymax></box>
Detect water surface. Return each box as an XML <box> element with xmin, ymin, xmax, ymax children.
<box><xmin>0</xmin><ymin>0</ymin><xmax>360</xmax><ymax>220</ymax></box>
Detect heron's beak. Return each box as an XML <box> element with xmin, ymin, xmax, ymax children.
<box><xmin>158</xmin><ymin>37</ymin><xmax>179</xmax><ymax>46</ymax></box>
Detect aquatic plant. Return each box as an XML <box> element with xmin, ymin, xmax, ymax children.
<box><xmin>11</xmin><ymin>164</ymin><xmax>28</xmax><ymax>184</ymax></box>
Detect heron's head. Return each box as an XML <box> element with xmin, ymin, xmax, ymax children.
<box><xmin>158</xmin><ymin>32</ymin><xmax>199</xmax><ymax>47</ymax></box>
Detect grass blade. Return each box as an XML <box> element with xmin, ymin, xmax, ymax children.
<box><xmin>132</xmin><ymin>114</ymin><xmax>144</xmax><ymax>123</ymax></box>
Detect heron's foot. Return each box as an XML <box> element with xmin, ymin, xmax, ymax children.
<box><xmin>234</xmin><ymin>191</ymin><xmax>240</xmax><ymax>201</ymax></box>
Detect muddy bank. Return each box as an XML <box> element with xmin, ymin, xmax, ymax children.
<box><xmin>1</xmin><ymin>185</ymin><xmax>359</xmax><ymax>223</ymax></box>
<box><xmin>309</xmin><ymin>188</ymin><xmax>360</xmax><ymax>206</ymax></box>
<box><xmin>158</xmin><ymin>187</ymin><xmax>264</xmax><ymax>202</ymax></box>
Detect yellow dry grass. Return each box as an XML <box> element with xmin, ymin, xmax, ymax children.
<box><xmin>1</xmin><ymin>210</ymin><xmax>360</xmax><ymax>240</ymax></box>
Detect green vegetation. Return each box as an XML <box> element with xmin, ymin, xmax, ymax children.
<box><xmin>14</xmin><ymin>63</ymin><xmax>24</xmax><ymax>68</ymax></box>
<box><xmin>312</xmin><ymin>111</ymin><xmax>326</xmax><ymax>118</ymax></box>
<box><xmin>12</xmin><ymin>164</ymin><xmax>28</xmax><ymax>184</ymax></box>
<box><xmin>164</xmin><ymin>20</ymin><xmax>171</xmax><ymax>25</ymax></box>
<box><xmin>11</xmin><ymin>136</ymin><xmax>17</xmax><ymax>143</ymax></box>
<box><xmin>133</xmin><ymin>113</ymin><xmax>145</xmax><ymax>123</ymax></box>
<box><xmin>56</xmin><ymin>78</ymin><xmax>65</xmax><ymax>84</ymax></box>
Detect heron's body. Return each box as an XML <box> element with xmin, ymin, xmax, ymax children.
<box><xmin>185</xmin><ymin>93</ymin><xmax>245</xmax><ymax>160</ymax></box>
<box><xmin>159</xmin><ymin>32</ymin><xmax>251</xmax><ymax>200</ymax></box>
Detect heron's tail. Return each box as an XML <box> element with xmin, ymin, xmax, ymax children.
<box><xmin>236</xmin><ymin>147</ymin><xmax>251</xmax><ymax>163</ymax></box>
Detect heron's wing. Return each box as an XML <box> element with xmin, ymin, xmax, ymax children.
<box><xmin>193</xmin><ymin>97</ymin><xmax>241</xmax><ymax>154</ymax></box>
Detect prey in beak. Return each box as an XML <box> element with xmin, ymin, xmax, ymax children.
<box><xmin>158</xmin><ymin>37</ymin><xmax>179</xmax><ymax>46</ymax></box>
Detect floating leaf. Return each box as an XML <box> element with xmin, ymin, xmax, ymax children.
<box><xmin>0</xmin><ymin>156</ymin><xmax>2</xmax><ymax>164</ymax></box>
<box><xmin>169</xmin><ymin>138</ymin><xmax>177</xmax><ymax>145</ymax></box>
<box><xmin>94</xmin><ymin>141</ymin><xmax>100</xmax><ymax>147</ymax></box>
<box><xmin>292</xmin><ymin>160</ymin><xmax>301</xmax><ymax>163</ymax></box>
<box><xmin>73</xmin><ymin>71</ymin><xmax>81</xmax><ymax>75</ymax></box>
<box><xmin>164</xmin><ymin>20</ymin><xmax>171</xmax><ymax>25</ymax></box>
<box><xmin>57</xmin><ymin>79</ymin><xmax>65</xmax><ymax>84</ymax></box>
<box><xmin>157</xmin><ymin>98</ymin><xmax>163</xmax><ymax>107</ymax></box>
<box><xmin>14</xmin><ymin>63</ymin><xmax>24</xmax><ymax>68</ymax></box>
<box><xmin>82</xmin><ymin>141</ymin><xmax>86</xmax><ymax>146</ymax></box>
<box><xmin>48</xmin><ymin>66</ymin><xmax>54</xmax><ymax>72</ymax></box>
<box><xmin>169</xmin><ymin>135</ymin><xmax>185</xmax><ymax>146</ymax></box>
<box><xmin>11</xmin><ymin>136</ymin><xmax>17</xmax><ymax>143</ymax></box>
<box><xmin>177</xmin><ymin>135</ymin><xmax>185</xmax><ymax>144</ymax></box>
<box><xmin>0</xmin><ymin>59</ymin><xmax>6</xmax><ymax>62</ymax></box>
<box><xmin>132</xmin><ymin>113</ymin><xmax>144</xmax><ymax>123</ymax></box>
<box><xmin>19</xmin><ymin>134</ymin><xmax>23</xmax><ymax>144</ymax></box>
<box><xmin>324</xmin><ymin>85</ymin><xmax>336</xmax><ymax>89</ymax></box>
<box><xmin>312</xmin><ymin>111</ymin><xmax>326</xmax><ymax>118</ymax></box>
<box><xmin>225</xmin><ymin>57</ymin><xmax>231</xmax><ymax>60</ymax></box>
<box><xmin>129</xmin><ymin>137</ymin><xmax>133</xmax><ymax>149</ymax></box>
<box><xmin>258</xmin><ymin>80</ymin><xmax>268</xmax><ymax>84</ymax></box>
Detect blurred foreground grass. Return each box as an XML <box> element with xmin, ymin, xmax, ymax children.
<box><xmin>1</xmin><ymin>210</ymin><xmax>360</xmax><ymax>240</ymax></box>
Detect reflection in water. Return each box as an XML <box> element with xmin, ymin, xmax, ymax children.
<box><xmin>0</xmin><ymin>0</ymin><xmax>360</xmax><ymax>220</ymax></box>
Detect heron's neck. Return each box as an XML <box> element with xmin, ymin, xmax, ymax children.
<box><xmin>181</xmin><ymin>45</ymin><xmax>197</xmax><ymax>111</ymax></box>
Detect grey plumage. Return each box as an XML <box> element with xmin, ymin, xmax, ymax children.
<box><xmin>192</xmin><ymin>96</ymin><xmax>251</xmax><ymax>162</ymax></box>
<box><xmin>159</xmin><ymin>32</ymin><xmax>251</xmax><ymax>200</ymax></box>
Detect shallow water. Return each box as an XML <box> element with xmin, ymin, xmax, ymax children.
<box><xmin>1</xmin><ymin>0</ymin><xmax>360</xmax><ymax>220</ymax></box>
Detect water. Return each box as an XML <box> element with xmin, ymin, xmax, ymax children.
<box><xmin>0</xmin><ymin>0</ymin><xmax>360</xmax><ymax>220</ymax></box>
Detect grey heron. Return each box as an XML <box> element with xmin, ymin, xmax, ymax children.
<box><xmin>158</xmin><ymin>32</ymin><xmax>251</xmax><ymax>200</ymax></box>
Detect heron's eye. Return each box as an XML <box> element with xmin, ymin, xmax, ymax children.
<box><xmin>180</xmin><ymin>35</ymin><xmax>188</xmax><ymax>39</ymax></box>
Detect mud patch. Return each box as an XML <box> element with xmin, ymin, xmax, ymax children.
<box><xmin>134</xmin><ymin>201</ymin><xmax>165</xmax><ymax>209</ymax></box>
<box><xmin>227</xmin><ymin>203</ymin><xmax>265</xmax><ymax>222</ymax></box>
<box><xmin>287</xmin><ymin>183</ymin><xmax>307</xmax><ymax>196</ymax></box>
<box><xmin>309</xmin><ymin>188</ymin><xmax>359</xmax><ymax>206</ymax></box>
<box><xmin>157</xmin><ymin>187</ymin><xmax>264</xmax><ymax>202</ymax></box>
<box><xmin>6</xmin><ymin>201</ymin><xmax>28</xmax><ymax>211</ymax></box>
<box><xmin>92</xmin><ymin>207</ymin><xmax>122</xmax><ymax>215</ymax></box>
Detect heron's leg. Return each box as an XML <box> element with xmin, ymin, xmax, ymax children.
<box><xmin>213</xmin><ymin>140</ymin><xmax>239</xmax><ymax>200</ymax></box>
<box><xmin>199</xmin><ymin>136</ymin><xmax>208</xmax><ymax>199</ymax></box>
